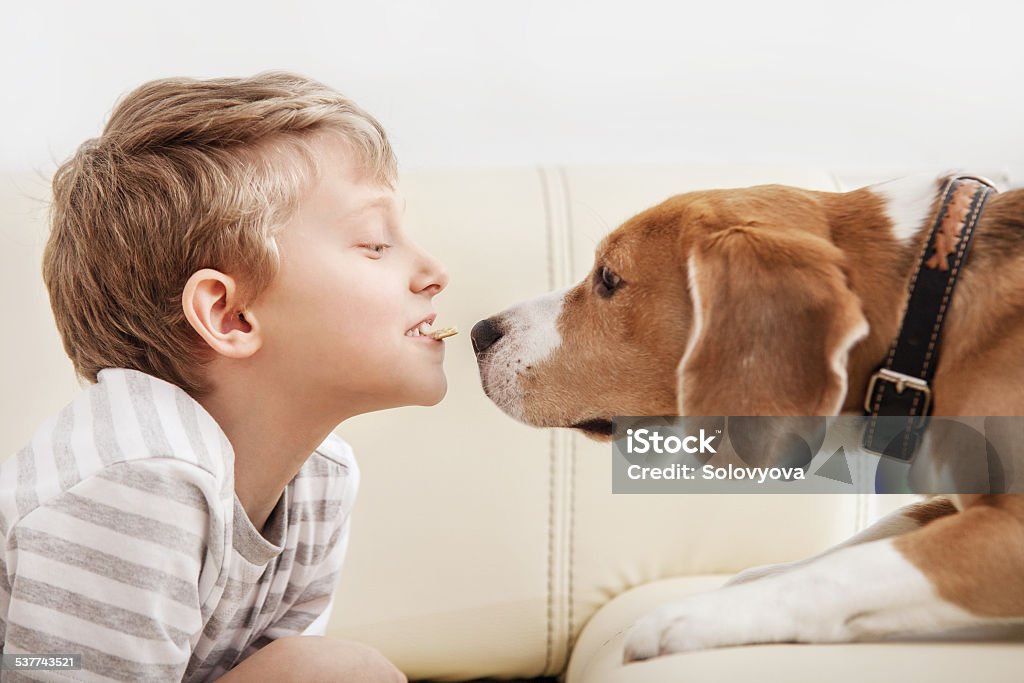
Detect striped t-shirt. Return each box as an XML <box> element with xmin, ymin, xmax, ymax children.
<box><xmin>0</xmin><ymin>367</ymin><xmax>359</xmax><ymax>682</ymax></box>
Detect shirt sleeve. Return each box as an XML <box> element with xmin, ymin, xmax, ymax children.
<box><xmin>1</xmin><ymin>457</ymin><xmax>222</xmax><ymax>682</ymax></box>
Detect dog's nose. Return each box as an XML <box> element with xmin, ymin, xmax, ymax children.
<box><xmin>471</xmin><ymin>318</ymin><xmax>504</xmax><ymax>355</ymax></box>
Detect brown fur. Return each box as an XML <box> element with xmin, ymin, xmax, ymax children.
<box><xmin>894</xmin><ymin>495</ymin><xmax>1024</xmax><ymax>617</ymax></box>
<box><xmin>904</xmin><ymin>497</ymin><xmax>959</xmax><ymax>526</ymax></box>
<box><xmin>497</xmin><ymin>175</ymin><xmax>1024</xmax><ymax>618</ymax></box>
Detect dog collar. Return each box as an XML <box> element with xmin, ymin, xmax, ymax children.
<box><xmin>862</xmin><ymin>175</ymin><xmax>998</xmax><ymax>460</ymax></box>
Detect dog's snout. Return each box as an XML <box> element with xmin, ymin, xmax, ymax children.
<box><xmin>471</xmin><ymin>318</ymin><xmax>504</xmax><ymax>355</ymax></box>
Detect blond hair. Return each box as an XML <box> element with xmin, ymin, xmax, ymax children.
<box><xmin>44</xmin><ymin>71</ymin><xmax>397</xmax><ymax>398</ymax></box>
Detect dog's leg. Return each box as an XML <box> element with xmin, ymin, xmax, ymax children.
<box><xmin>724</xmin><ymin>496</ymin><xmax>958</xmax><ymax>586</ymax></box>
<box><xmin>624</xmin><ymin>495</ymin><xmax>1024</xmax><ymax>662</ymax></box>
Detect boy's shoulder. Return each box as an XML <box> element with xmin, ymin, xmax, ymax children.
<box><xmin>2</xmin><ymin>367</ymin><xmax>361</xmax><ymax>533</ymax></box>
<box><xmin>1</xmin><ymin>367</ymin><xmax>234</xmax><ymax>530</ymax></box>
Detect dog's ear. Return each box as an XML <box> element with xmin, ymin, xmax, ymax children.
<box><xmin>678</xmin><ymin>225</ymin><xmax>869</xmax><ymax>416</ymax></box>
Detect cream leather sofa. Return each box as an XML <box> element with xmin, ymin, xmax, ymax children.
<box><xmin>3</xmin><ymin>164</ymin><xmax>1022</xmax><ymax>682</ymax></box>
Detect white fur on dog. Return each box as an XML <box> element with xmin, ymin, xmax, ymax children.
<box><xmin>478</xmin><ymin>286</ymin><xmax>569</xmax><ymax>420</ymax></box>
<box><xmin>624</xmin><ymin>538</ymin><xmax>1007</xmax><ymax>661</ymax></box>
<box><xmin>872</xmin><ymin>173</ymin><xmax>943</xmax><ymax>244</ymax></box>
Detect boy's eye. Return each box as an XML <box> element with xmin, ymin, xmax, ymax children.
<box><xmin>361</xmin><ymin>243</ymin><xmax>392</xmax><ymax>256</ymax></box>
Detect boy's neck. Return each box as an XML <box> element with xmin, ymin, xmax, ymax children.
<box><xmin>196</xmin><ymin>379</ymin><xmax>347</xmax><ymax>536</ymax></box>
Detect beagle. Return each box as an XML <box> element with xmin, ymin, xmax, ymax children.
<box><xmin>469</xmin><ymin>172</ymin><xmax>1024</xmax><ymax>660</ymax></box>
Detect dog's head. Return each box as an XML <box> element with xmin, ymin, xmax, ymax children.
<box><xmin>472</xmin><ymin>183</ymin><xmax>881</xmax><ymax>440</ymax></box>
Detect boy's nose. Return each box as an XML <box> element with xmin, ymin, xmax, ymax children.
<box><xmin>432</xmin><ymin>262</ymin><xmax>450</xmax><ymax>293</ymax></box>
<box><xmin>471</xmin><ymin>318</ymin><xmax>504</xmax><ymax>355</ymax></box>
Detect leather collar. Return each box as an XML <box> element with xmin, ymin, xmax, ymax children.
<box><xmin>863</xmin><ymin>175</ymin><xmax>998</xmax><ymax>460</ymax></box>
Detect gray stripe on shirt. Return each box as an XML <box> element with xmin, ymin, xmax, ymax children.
<box><xmin>52</xmin><ymin>403</ymin><xmax>80</xmax><ymax>492</ymax></box>
<box><xmin>263</xmin><ymin>609</ymin><xmax>320</xmax><ymax>633</ymax></box>
<box><xmin>125</xmin><ymin>370</ymin><xmax>175</xmax><ymax>459</ymax></box>
<box><xmin>15</xmin><ymin>446</ymin><xmax>39</xmax><ymax>519</ymax></box>
<box><xmin>186</xmin><ymin>646</ymin><xmax>242</xmax><ymax>682</ymax></box>
<box><xmin>94</xmin><ymin>463</ymin><xmax>209</xmax><ymax>511</ymax></box>
<box><xmin>11</xmin><ymin>526</ymin><xmax>200</xmax><ymax>608</ymax></box>
<box><xmin>279</xmin><ymin>572</ymin><xmax>337</xmax><ymax>606</ymax></box>
<box><xmin>90</xmin><ymin>379</ymin><xmax>123</xmax><ymax>466</ymax></box>
<box><xmin>304</xmin><ymin>455</ymin><xmax>349</xmax><ymax>476</ymax></box>
<box><xmin>293</xmin><ymin>540</ymin><xmax>339</xmax><ymax>567</ymax></box>
<box><xmin>175</xmin><ymin>391</ymin><xmax>218</xmax><ymax>476</ymax></box>
<box><xmin>46</xmin><ymin>491</ymin><xmax>206</xmax><ymax>560</ymax></box>
<box><xmin>289</xmin><ymin>498</ymin><xmax>344</xmax><ymax>524</ymax></box>
<box><xmin>5</xmin><ymin>623</ymin><xmax>185</xmax><ymax>682</ymax></box>
<box><xmin>11</xmin><ymin>575</ymin><xmax>194</xmax><ymax>643</ymax></box>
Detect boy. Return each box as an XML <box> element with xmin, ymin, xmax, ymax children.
<box><xmin>0</xmin><ymin>71</ymin><xmax>450</xmax><ymax>681</ymax></box>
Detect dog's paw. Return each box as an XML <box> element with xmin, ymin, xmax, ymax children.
<box><xmin>621</xmin><ymin>608</ymin><xmax>665</xmax><ymax>662</ymax></box>
<box><xmin>622</xmin><ymin>601</ymin><xmax>719</xmax><ymax>663</ymax></box>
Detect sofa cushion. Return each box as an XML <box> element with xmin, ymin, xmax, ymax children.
<box><xmin>567</xmin><ymin>575</ymin><xmax>1024</xmax><ymax>683</ymax></box>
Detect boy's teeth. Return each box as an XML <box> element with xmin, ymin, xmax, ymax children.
<box><xmin>406</xmin><ymin>320</ymin><xmax>437</xmax><ymax>337</ymax></box>
<box><xmin>406</xmin><ymin>322</ymin><xmax>431</xmax><ymax>337</ymax></box>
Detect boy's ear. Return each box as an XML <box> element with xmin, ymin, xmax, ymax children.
<box><xmin>677</xmin><ymin>225</ymin><xmax>869</xmax><ymax>416</ymax></box>
<box><xmin>182</xmin><ymin>269</ymin><xmax>262</xmax><ymax>359</ymax></box>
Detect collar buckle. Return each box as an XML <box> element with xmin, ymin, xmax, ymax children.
<box><xmin>864</xmin><ymin>368</ymin><xmax>932</xmax><ymax>426</ymax></box>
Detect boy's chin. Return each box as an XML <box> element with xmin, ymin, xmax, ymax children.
<box><xmin>402</xmin><ymin>376</ymin><xmax>448</xmax><ymax>407</ymax></box>
<box><xmin>418</xmin><ymin>378</ymin><xmax>448</xmax><ymax>406</ymax></box>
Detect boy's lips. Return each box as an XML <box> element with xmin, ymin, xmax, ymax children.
<box><xmin>405</xmin><ymin>314</ymin><xmax>458</xmax><ymax>342</ymax></box>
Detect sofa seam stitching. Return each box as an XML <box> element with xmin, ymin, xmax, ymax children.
<box><xmin>538</xmin><ymin>166</ymin><xmax>556</xmax><ymax>676</ymax></box>
<box><xmin>559</xmin><ymin>165</ymin><xmax>578</xmax><ymax>658</ymax></box>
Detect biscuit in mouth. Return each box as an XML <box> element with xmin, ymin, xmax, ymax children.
<box><xmin>427</xmin><ymin>326</ymin><xmax>458</xmax><ymax>340</ymax></box>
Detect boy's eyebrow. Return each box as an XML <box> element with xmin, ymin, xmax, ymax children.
<box><xmin>344</xmin><ymin>196</ymin><xmax>405</xmax><ymax>219</ymax></box>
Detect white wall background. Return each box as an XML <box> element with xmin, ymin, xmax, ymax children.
<box><xmin>2</xmin><ymin>0</ymin><xmax>1022</xmax><ymax>182</ymax></box>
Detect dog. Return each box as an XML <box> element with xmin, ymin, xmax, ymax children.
<box><xmin>469</xmin><ymin>172</ymin><xmax>1024</xmax><ymax>661</ymax></box>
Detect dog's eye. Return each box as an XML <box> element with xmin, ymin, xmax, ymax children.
<box><xmin>595</xmin><ymin>265</ymin><xmax>622</xmax><ymax>298</ymax></box>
